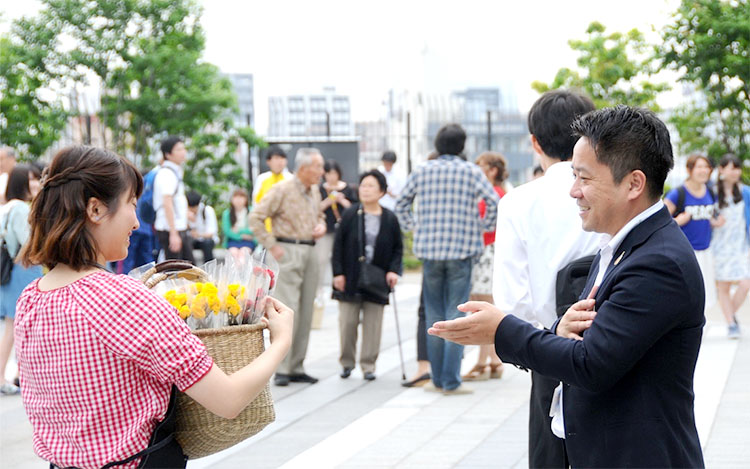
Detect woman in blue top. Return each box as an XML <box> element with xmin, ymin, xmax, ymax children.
<box><xmin>664</xmin><ymin>154</ymin><xmax>725</xmax><ymax>310</ymax></box>
<box><xmin>712</xmin><ymin>154</ymin><xmax>750</xmax><ymax>338</ymax></box>
<box><xmin>0</xmin><ymin>165</ymin><xmax>44</xmax><ymax>394</ymax></box>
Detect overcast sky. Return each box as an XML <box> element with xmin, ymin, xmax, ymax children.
<box><xmin>2</xmin><ymin>0</ymin><xmax>682</xmax><ymax>133</ymax></box>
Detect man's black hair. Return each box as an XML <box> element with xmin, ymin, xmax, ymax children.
<box><xmin>381</xmin><ymin>151</ymin><xmax>397</xmax><ymax>163</ymax></box>
<box><xmin>571</xmin><ymin>105</ymin><xmax>674</xmax><ymax>200</ymax></box>
<box><xmin>528</xmin><ymin>90</ymin><xmax>595</xmax><ymax>161</ymax></box>
<box><xmin>359</xmin><ymin>169</ymin><xmax>388</xmax><ymax>193</ymax></box>
<box><xmin>434</xmin><ymin>123</ymin><xmax>467</xmax><ymax>157</ymax></box>
<box><xmin>160</xmin><ymin>136</ymin><xmax>184</xmax><ymax>159</ymax></box>
<box><xmin>186</xmin><ymin>190</ymin><xmax>202</xmax><ymax>207</ymax></box>
<box><xmin>265</xmin><ymin>146</ymin><xmax>287</xmax><ymax>160</ymax></box>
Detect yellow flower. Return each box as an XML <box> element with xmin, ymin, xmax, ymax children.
<box><xmin>193</xmin><ymin>294</ymin><xmax>207</xmax><ymax>309</ymax></box>
<box><xmin>194</xmin><ymin>283</ymin><xmax>204</xmax><ymax>293</ymax></box>
<box><xmin>165</xmin><ymin>290</ymin><xmax>177</xmax><ymax>302</ymax></box>
<box><xmin>179</xmin><ymin>305</ymin><xmax>191</xmax><ymax>320</ymax></box>
<box><xmin>228</xmin><ymin>284</ymin><xmax>240</xmax><ymax>296</ymax></box>
<box><xmin>175</xmin><ymin>293</ymin><xmax>188</xmax><ymax>306</ymax></box>
<box><xmin>203</xmin><ymin>283</ymin><xmax>219</xmax><ymax>295</ymax></box>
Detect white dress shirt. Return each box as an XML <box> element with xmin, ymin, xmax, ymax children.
<box><xmin>550</xmin><ymin>199</ymin><xmax>666</xmax><ymax>439</ymax></box>
<box><xmin>190</xmin><ymin>203</ymin><xmax>220</xmax><ymax>245</ymax></box>
<box><xmin>492</xmin><ymin>161</ymin><xmax>603</xmax><ymax>329</ymax></box>
<box><xmin>153</xmin><ymin>161</ymin><xmax>188</xmax><ymax>232</ymax></box>
<box><xmin>377</xmin><ymin>165</ymin><xmax>405</xmax><ymax>211</ymax></box>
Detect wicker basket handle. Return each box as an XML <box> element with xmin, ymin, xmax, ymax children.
<box><xmin>141</xmin><ymin>260</ymin><xmax>210</xmax><ymax>289</ymax></box>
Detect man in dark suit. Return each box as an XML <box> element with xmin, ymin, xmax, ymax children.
<box><xmin>429</xmin><ymin>105</ymin><xmax>705</xmax><ymax>468</ymax></box>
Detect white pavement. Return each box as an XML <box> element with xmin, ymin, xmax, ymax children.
<box><xmin>1</xmin><ymin>272</ymin><xmax>748</xmax><ymax>468</ymax></box>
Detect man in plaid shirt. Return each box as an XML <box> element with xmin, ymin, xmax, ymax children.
<box><xmin>395</xmin><ymin>123</ymin><xmax>499</xmax><ymax>394</ymax></box>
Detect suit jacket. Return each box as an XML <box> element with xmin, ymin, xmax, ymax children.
<box><xmin>495</xmin><ymin>206</ymin><xmax>705</xmax><ymax>468</ymax></box>
<box><xmin>331</xmin><ymin>203</ymin><xmax>403</xmax><ymax>305</ymax></box>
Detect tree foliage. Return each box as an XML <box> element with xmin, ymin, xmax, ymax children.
<box><xmin>532</xmin><ymin>22</ymin><xmax>669</xmax><ymax>110</ymax></box>
<box><xmin>7</xmin><ymin>0</ymin><xmax>261</xmax><ymax>196</ymax></box>
<box><xmin>0</xmin><ymin>34</ymin><xmax>67</xmax><ymax>158</ymax></box>
<box><xmin>660</xmin><ymin>0</ymin><xmax>750</xmax><ymax>161</ymax></box>
<box><xmin>185</xmin><ymin>126</ymin><xmax>266</xmax><ymax>209</ymax></box>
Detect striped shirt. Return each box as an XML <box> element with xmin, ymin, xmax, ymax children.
<box><xmin>14</xmin><ymin>272</ymin><xmax>212</xmax><ymax>469</ymax></box>
<box><xmin>395</xmin><ymin>154</ymin><xmax>499</xmax><ymax>260</ymax></box>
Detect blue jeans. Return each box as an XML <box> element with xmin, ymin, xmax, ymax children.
<box><xmin>123</xmin><ymin>231</ymin><xmax>157</xmax><ymax>274</ymax></box>
<box><xmin>422</xmin><ymin>258</ymin><xmax>473</xmax><ymax>391</ymax></box>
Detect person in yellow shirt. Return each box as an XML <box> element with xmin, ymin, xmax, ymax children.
<box><xmin>253</xmin><ymin>147</ymin><xmax>292</xmax><ymax>232</ymax></box>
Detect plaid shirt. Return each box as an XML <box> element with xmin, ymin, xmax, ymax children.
<box><xmin>395</xmin><ymin>154</ymin><xmax>499</xmax><ymax>260</ymax></box>
<box><xmin>14</xmin><ymin>272</ymin><xmax>213</xmax><ymax>469</ymax></box>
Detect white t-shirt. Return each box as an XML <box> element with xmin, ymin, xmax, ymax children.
<box><xmin>377</xmin><ymin>165</ymin><xmax>406</xmax><ymax>211</ymax></box>
<box><xmin>0</xmin><ymin>172</ymin><xmax>8</xmax><ymax>202</ymax></box>
<box><xmin>153</xmin><ymin>161</ymin><xmax>188</xmax><ymax>232</ymax></box>
<box><xmin>492</xmin><ymin>161</ymin><xmax>603</xmax><ymax>329</ymax></box>
<box><xmin>189</xmin><ymin>203</ymin><xmax>219</xmax><ymax>244</ymax></box>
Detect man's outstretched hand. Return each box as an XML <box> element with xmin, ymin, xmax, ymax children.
<box><xmin>428</xmin><ymin>301</ymin><xmax>506</xmax><ymax>345</ymax></box>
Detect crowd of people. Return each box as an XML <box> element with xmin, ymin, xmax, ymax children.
<box><xmin>0</xmin><ymin>87</ymin><xmax>747</xmax><ymax>467</ymax></box>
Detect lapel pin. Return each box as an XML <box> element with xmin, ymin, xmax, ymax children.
<box><xmin>614</xmin><ymin>251</ymin><xmax>625</xmax><ymax>266</ymax></box>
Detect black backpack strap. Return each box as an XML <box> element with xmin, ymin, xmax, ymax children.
<box><xmin>674</xmin><ymin>185</ymin><xmax>687</xmax><ymax>217</ymax></box>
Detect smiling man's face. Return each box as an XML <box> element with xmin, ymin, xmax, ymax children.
<box><xmin>570</xmin><ymin>137</ymin><xmax>631</xmax><ymax>236</ymax></box>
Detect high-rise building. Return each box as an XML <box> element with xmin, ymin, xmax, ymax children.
<box><xmin>379</xmin><ymin>87</ymin><xmax>533</xmax><ymax>184</ymax></box>
<box><xmin>225</xmin><ymin>73</ymin><xmax>254</xmax><ymax>128</ymax></box>
<box><xmin>268</xmin><ymin>87</ymin><xmax>351</xmax><ymax>137</ymax></box>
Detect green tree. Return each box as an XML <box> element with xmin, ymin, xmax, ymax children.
<box><xmin>532</xmin><ymin>22</ymin><xmax>669</xmax><ymax>110</ymax></box>
<box><xmin>660</xmin><ymin>0</ymin><xmax>750</xmax><ymax>162</ymax></box>
<box><xmin>185</xmin><ymin>126</ymin><xmax>266</xmax><ymax>209</ymax></box>
<box><xmin>0</xmin><ymin>34</ymin><xmax>67</xmax><ymax>158</ymax></box>
<box><xmin>10</xmin><ymin>0</ymin><xmax>261</xmax><ymax>185</ymax></box>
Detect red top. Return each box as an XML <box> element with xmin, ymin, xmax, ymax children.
<box><xmin>14</xmin><ymin>271</ymin><xmax>213</xmax><ymax>469</ymax></box>
<box><xmin>479</xmin><ymin>185</ymin><xmax>506</xmax><ymax>245</ymax></box>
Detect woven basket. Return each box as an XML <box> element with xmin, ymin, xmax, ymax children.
<box><xmin>140</xmin><ymin>261</ymin><xmax>275</xmax><ymax>459</ymax></box>
<box><xmin>175</xmin><ymin>323</ymin><xmax>275</xmax><ymax>459</ymax></box>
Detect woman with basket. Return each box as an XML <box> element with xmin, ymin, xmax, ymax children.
<box><xmin>332</xmin><ymin>170</ymin><xmax>403</xmax><ymax>380</ymax></box>
<box><xmin>13</xmin><ymin>146</ymin><xmax>293</xmax><ymax>469</ymax></box>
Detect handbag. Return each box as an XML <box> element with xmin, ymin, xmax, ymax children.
<box><xmin>555</xmin><ymin>254</ymin><xmax>595</xmax><ymax>318</ymax></box>
<box><xmin>0</xmin><ymin>205</ymin><xmax>16</xmax><ymax>286</ymax></box>
<box><xmin>355</xmin><ymin>208</ymin><xmax>390</xmax><ymax>302</ymax></box>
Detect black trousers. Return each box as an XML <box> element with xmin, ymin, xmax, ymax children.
<box><xmin>191</xmin><ymin>238</ymin><xmax>215</xmax><ymax>263</ymax></box>
<box><xmin>416</xmin><ymin>282</ymin><xmax>428</xmax><ymax>361</ymax></box>
<box><xmin>529</xmin><ymin>370</ymin><xmax>568</xmax><ymax>468</ymax></box>
<box><xmin>156</xmin><ymin>230</ymin><xmax>194</xmax><ymax>264</ymax></box>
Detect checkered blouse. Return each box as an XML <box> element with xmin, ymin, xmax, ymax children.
<box><xmin>14</xmin><ymin>271</ymin><xmax>213</xmax><ymax>469</ymax></box>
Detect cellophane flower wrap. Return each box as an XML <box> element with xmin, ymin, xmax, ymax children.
<box><xmin>130</xmin><ymin>249</ymin><xmax>280</xmax><ymax>331</ymax></box>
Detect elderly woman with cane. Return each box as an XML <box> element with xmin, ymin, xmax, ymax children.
<box><xmin>332</xmin><ymin>170</ymin><xmax>403</xmax><ymax>381</ymax></box>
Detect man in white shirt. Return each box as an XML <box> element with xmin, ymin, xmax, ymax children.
<box><xmin>442</xmin><ymin>90</ymin><xmax>600</xmax><ymax>467</ymax></box>
<box><xmin>187</xmin><ymin>191</ymin><xmax>219</xmax><ymax>263</ymax></box>
<box><xmin>377</xmin><ymin>151</ymin><xmax>405</xmax><ymax>211</ymax></box>
<box><xmin>153</xmin><ymin>136</ymin><xmax>193</xmax><ymax>263</ymax></box>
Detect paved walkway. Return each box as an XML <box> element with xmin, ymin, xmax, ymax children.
<box><xmin>1</xmin><ymin>272</ymin><xmax>748</xmax><ymax>468</ymax></box>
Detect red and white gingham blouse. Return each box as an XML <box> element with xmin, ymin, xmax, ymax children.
<box><xmin>14</xmin><ymin>271</ymin><xmax>213</xmax><ymax>469</ymax></box>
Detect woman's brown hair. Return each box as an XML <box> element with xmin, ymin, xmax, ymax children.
<box><xmin>19</xmin><ymin>146</ymin><xmax>143</xmax><ymax>270</ymax></box>
<box><xmin>476</xmin><ymin>151</ymin><xmax>509</xmax><ymax>186</ymax></box>
<box><xmin>716</xmin><ymin>153</ymin><xmax>743</xmax><ymax>209</ymax></box>
<box><xmin>685</xmin><ymin>154</ymin><xmax>711</xmax><ymax>174</ymax></box>
<box><xmin>229</xmin><ymin>188</ymin><xmax>250</xmax><ymax>228</ymax></box>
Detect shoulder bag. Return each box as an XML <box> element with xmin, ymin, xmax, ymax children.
<box><xmin>0</xmin><ymin>203</ymin><xmax>17</xmax><ymax>286</ymax></box>
<box><xmin>356</xmin><ymin>208</ymin><xmax>390</xmax><ymax>302</ymax></box>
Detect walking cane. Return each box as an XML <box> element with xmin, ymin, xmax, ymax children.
<box><xmin>390</xmin><ymin>287</ymin><xmax>407</xmax><ymax>381</ymax></box>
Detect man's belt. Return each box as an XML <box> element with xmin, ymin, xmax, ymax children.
<box><xmin>276</xmin><ymin>237</ymin><xmax>315</xmax><ymax>246</ymax></box>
